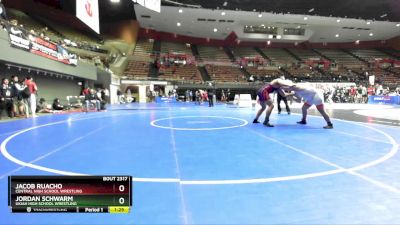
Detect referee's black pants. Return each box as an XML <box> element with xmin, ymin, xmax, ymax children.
<box><xmin>277</xmin><ymin>94</ymin><xmax>290</xmax><ymax>113</ymax></box>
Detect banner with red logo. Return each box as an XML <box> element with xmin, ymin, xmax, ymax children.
<box><xmin>76</xmin><ymin>0</ymin><xmax>100</xmax><ymax>33</ymax></box>
<box><xmin>8</xmin><ymin>25</ymin><xmax>78</xmax><ymax>66</ymax></box>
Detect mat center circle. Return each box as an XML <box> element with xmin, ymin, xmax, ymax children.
<box><xmin>150</xmin><ymin>116</ymin><xmax>249</xmax><ymax>130</ymax></box>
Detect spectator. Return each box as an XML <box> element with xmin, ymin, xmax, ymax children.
<box><xmin>350</xmin><ymin>86</ymin><xmax>357</xmax><ymax>103</ymax></box>
<box><xmin>99</xmin><ymin>89</ymin><xmax>107</xmax><ymax>110</ymax></box>
<box><xmin>221</xmin><ymin>89</ymin><xmax>226</xmax><ymax>102</ymax></box>
<box><xmin>117</xmin><ymin>89</ymin><xmax>123</xmax><ymax>104</ymax></box>
<box><xmin>195</xmin><ymin>90</ymin><xmax>200</xmax><ymax>105</ymax></box>
<box><xmin>37</xmin><ymin>98</ymin><xmax>52</xmax><ymax>113</ymax></box>
<box><xmin>0</xmin><ymin>78</ymin><xmax>14</xmax><ymax>119</ymax></box>
<box><xmin>185</xmin><ymin>90</ymin><xmax>190</xmax><ymax>102</ymax></box>
<box><xmin>96</xmin><ymin>88</ymin><xmax>103</xmax><ymax>100</ymax></box>
<box><xmin>103</xmin><ymin>88</ymin><xmax>110</xmax><ymax>103</ymax></box>
<box><xmin>367</xmin><ymin>85</ymin><xmax>375</xmax><ymax>96</ymax></box>
<box><xmin>0</xmin><ymin>0</ymin><xmax>8</xmax><ymax>20</ymax></box>
<box><xmin>52</xmin><ymin>98</ymin><xmax>64</xmax><ymax>111</ymax></box>
<box><xmin>11</xmin><ymin>75</ymin><xmax>25</xmax><ymax>117</ymax></box>
<box><xmin>249</xmin><ymin>75</ymin><xmax>255</xmax><ymax>82</ymax></box>
<box><xmin>81</xmin><ymin>87</ymin><xmax>90</xmax><ymax>96</ymax></box>
<box><xmin>85</xmin><ymin>89</ymin><xmax>101</xmax><ymax>111</ymax></box>
<box><xmin>361</xmin><ymin>85</ymin><xmax>367</xmax><ymax>103</ymax></box>
<box><xmin>25</xmin><ymin>76</ymin><xmax>38</xmax><ymax>118</ymax></box>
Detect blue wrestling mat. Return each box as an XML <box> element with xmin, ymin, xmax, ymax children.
<box><xmin>0</xmin><ymin>102</ymin><xmax>399</xmax><ymax>224</ymax></box>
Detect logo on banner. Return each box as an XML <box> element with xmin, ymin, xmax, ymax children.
<box><xmin>85</xmin><ymin>0</ymin><xmax>93</xmax><ymax>17</ymax></box>
<box><xmin>76</xmin><ymin>0</ymin><xmax>99</xmax><ymax>33</ymax></box>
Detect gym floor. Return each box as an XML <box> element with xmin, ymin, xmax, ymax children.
<box><xmin>0</xmin><ymin>102</ymin><xmax>399</xmax><ymax>224</ymax></box>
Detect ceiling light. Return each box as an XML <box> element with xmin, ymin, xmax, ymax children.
<box><xmin>178</xmin><ymin>9</ymin><xmax>183</xmax><ymax>13</ymax></box>
<box><xmin>221</xmin><ymin>11</ymin><xmax>226</xmax><ymax>16</ymax></box>
<box><xmin>308</xmin><ymin>8</ymin><xmax>314</xmax><ymax>13</ymax></box>
<box><xmin>223</xmin><ymin>1</ymin><xmax>228</xmax><ymax>6</ymax></box>
<box><xmin>304</xmin><ymin>16</ymin><xmax>308</xmax><ymax>20</ymax></box>
<box><xmin>366</xmin><ymin>21</ymin><xmax>371</xmax><ymax>25</ymax></box>
<box><xmin>267</xmin><ymin>40</ymin><xmax>271</xmax><ymax>45</ymax></box>
<box><xmin>297</xmin><ymin>25</ymin><xmax>301</xmax><ymax>29</ymax></box>
<box><xmin>369</xmin><ymin>33</ymin><xmax>374</xmax><ymax>36</ymax></box>
<box><xmin>261</xmin><ymin>24</ymin><xmax>265</xmax><ymax>27</ymax></box>
<box><xmin>277</xmin><ymin>35</ymin><xmax>282</xmax><ymax>39</ymax></box>
<box><xmin>335</xmin><ymin>34</ymin><xmax>340</xmax><ymax>38</ymax></box>
<box><xmin>177</xmin><ymin>22</ymin><xmax>181</xmax><ymax>27</ymax></box>
<box><xmin>396</xmin><ymin>23</ymin><xmax>400</xmax><ymax>27</ymax></box>
<box><xmin>355</xmin><ymin>40</ymin><xmax>360</xmax><ymax>44</ymax></box>
<box><xmin>268</xmin><ymin>35</ymin><xmax>273</xmax><ymax>39</ymax></box>
<box><xmin>258</xmin><ymin>13</ymin><xmax>263</xmax><ymax>18</ymax></box>
<box><xmin>213</xmin><ymin>28</ymin><xmax>218</xmax><ymax>32</ymax></box>
<box><xmin>336</xmin><ymin>19</ymin><xmax>341</xmax><ymax>23</ymax></box>
<box><xmin>110</xmin><ymin>0</ymin><xmax>120</xmax><ymax>3</ymax></box>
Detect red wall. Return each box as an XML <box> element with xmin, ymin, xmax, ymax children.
<box><xmin>388</xmin><ymin>36</ymin><xmax>400</xmax><ymax>50</ymax></box>
<box><xmin>139</xmin><ymin>28</ymin><xmax>394</xmax><ymax>49</ymax></box>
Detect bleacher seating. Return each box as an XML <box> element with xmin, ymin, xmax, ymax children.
<box><xmin>205</xmin><ymin>65</ymin><xmax>246</xmax><ymax>82</ymax></box>
<box><xmin>285</xmin><ymin>67</ymin><xmax>328</xmax><ymax>82</ymax></box>
<box><xmin>7</xmin><ymin>9</ymin><xmax>61</xmax><ymax>41</ymax></box>
<box><xmin>132</xmin><ymin>39</ymin><xmax>154</xmax><ymax>61</ymax></box>
<box><xmin>350</xmin><ymin>49</ymin><xmax>393</xmax><ymax>62</ymax></box>
<box><xmin>231</xmin><ymin>47</ymin><xmax>261</xmax><ymax>58</ymax></box>
<box><xmin>316</xmin><ymin>49</ymin><xmax>365</xmax><ymax>67</ymax></box>
<box><xmin>198</xmin><ymin>46</ymin><xmax>231</xmax><ymax>62</ymax></box>
<box><xmin>37</xmin><ymin>15</ymin><xmax>99</xmax><ymax>44</ymax></box>
<box><xmin>381</xmin><ymin>74</ymin><xmax>400</xmax><ymax>86</ymax></box>
<box><xmin>365</xmin><ymin>68</ymin><xmax>399</xmax><ymax>86</ymax></box>
<box><xmin>288</xmin><ymin>49</ymin><xmax>321</xmax><ymax>61</ymax></box>
<box><xmin>322</xmin><ymin>67</ymin><xmax>362</xmax><ymax>82</ymax></box>
<box><xmin>158</xmin><ymin>65</ymin><xmax>202</xmax><ymax>82</ymax></box>
<box><xmin>259</xmin><ymin>48</ymin><xmax>297</xmax><ymax>65</ymax></box>
<box><xmin>390</xmin><ymin>67</ymin><xmax>400</xmax><ymax>75</ymax></box>
<box><xmin>287</xmin><ymin>67</ymin><xmax>315</xmax><ymax>77</ymax></box>
<box><xmin>124</xmin><ymin>60</ymin><xmax>150</xmax><ymax>79</ymax></box>
<box><xmin>160</xmin><ymin>42</ymin><xmax>192</xmax><ymax>55</ymax></box>
<box><xmin>380</xmin><ymin>49</ymin><xmax>400</xmax><ymax>59</ymax></box>
<box><xmin>246</xmin><ymin>67</ymin><xmax>281</xmax><ymax>77</ymax></box>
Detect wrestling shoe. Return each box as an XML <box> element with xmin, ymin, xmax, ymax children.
<box><xmin>323</xmin><ymin>122</ymin><xmax>333</xmax><ymax>129</ymax></box>
<box><xmin>297</xmin><ymin>120</ymin><xmax>307</xmax><ymax>125</ymax></box>
<box><xmin>253</xmin><ymin>119</ymin><xmax>260</xmax><ymax>124</ymax></box>
<box><xmin>263</xmin><ymin>121</ymin><xmax>274</xmax><ymax>127</ymax></box>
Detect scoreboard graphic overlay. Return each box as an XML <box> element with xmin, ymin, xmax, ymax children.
<box><xmin>8</xmin><ymin>176</ymin><xmax>132</xmax><ymax>213</ymax></box>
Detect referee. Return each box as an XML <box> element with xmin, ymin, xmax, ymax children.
<box><xmin>277</xmin><ymin>76</ymin><xmax>290</xmax><ymax>114</ymax></box>
<box><xmin>277</xmin><ymin>90</ymin><xmax>291</xmax><ymax>114</ymax></box>
<box><xmin>207</xmin><ymin>89</ymin><xmax>214</xmax><ymax>107</ymax></box>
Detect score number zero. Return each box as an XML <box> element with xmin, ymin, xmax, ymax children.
<box><xmin>102</xmin><ymin>176</ymin><xmax>129</xmax><ymax>205</ymax></box>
